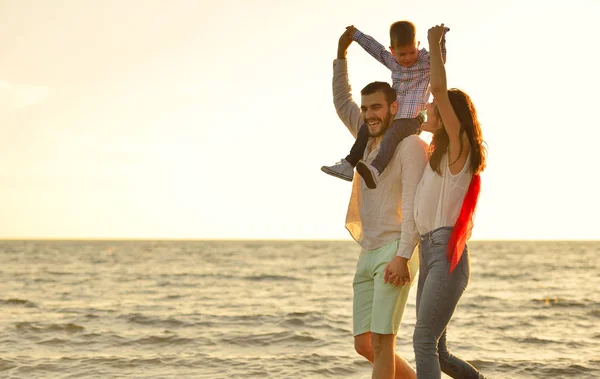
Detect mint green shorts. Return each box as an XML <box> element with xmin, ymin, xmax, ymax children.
<box><xmin>353</xmin><ymin>240</ymin><xmax>419</xmax><ymax>336</ymax></box>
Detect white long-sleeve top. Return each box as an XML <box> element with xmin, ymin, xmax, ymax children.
<box><xmin>332</xmin><ymin>58</ymin><xmax>428</xmax><ymax>259</ymax></box>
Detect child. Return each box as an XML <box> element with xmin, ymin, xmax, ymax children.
<box><xmin>321</xmin><ymin>21</ymin><xmax>449</xmax><ymax>189</ymax></box>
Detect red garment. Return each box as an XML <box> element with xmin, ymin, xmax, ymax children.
<box><xmin>447</xmin><ymin>174</ymin><xmax>481</xmax><ymax>273</ymax></box>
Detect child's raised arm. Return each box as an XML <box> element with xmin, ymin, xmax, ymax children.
<box><xmin>349</xmin><ymin>25</ymin><xmax>398</xmax><ymax>71</ymax></box>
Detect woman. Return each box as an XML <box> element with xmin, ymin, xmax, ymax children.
<box><xmin>412</xmin><ymin>24</ymin><xmax>487</xmax><ymax>379</ymax></box>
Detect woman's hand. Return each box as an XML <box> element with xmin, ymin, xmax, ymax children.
<box><xmin>428</xmin><ymin>23</ymin><xmax>445</xmax><ymax>45</ymax></box>
<box><xmin>384</xmin><ymin>256</ymin><xmax>411</xmax><ymax>287</ymax></box>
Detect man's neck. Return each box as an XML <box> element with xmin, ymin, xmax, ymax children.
<box><xmin>367</xmin><ymin>135</ymin><xmax>384</xmax><ymax>154</ymax></box>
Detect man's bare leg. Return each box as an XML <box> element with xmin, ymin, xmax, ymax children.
<box><xmin>372</xmin><ymin>333</ymin><xmax>396</xmax><ymax>379</ymax></box>
<box><xmin>354</xmin><ymin>332</ymin><xmax>416</xmax><ymax>379</ymax></box>
<box><xmin>355</xmin><ymin>332</ymin><xmax>375</xmax><ymax>362</ymax></box>
<box><xmin>394</xmin><ymin>354</ymin><xmax>416</xmax><ymax>379</ymax></box>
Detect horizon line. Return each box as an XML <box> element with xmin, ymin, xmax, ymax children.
<box><xmin>1</xmin><ymin>237</ymin><xmax>599</xmax><ymax>242</ymax></box>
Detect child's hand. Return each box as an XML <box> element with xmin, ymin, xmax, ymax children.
<box><xmin>428</xmin><ymin>24</ymin><xmax>445</xmax><ymax>44</ymax></box>
<box><xmin>345</xmin><ymin>25</ymin><xmax>358</xmax><ymax>36</ymax></box>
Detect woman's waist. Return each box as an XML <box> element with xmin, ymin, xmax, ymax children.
<box><xmin>419</xmin><ymin>226</ymin><xmax>453</xmax><ymax>241</ymax></box>
<box><xmin>418</xmin><ymin>226</ymin><xmax>455</xmax><ymax>251</ymax></box>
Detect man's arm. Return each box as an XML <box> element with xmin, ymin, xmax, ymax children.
<box><xmin>348</xmin><ymin>26</ymin><xmax>398</xmax><ymax>72</ymax></box>
<box><xmin>333</xmin><ymin>29</ymin><xmax>362</xmax><ymax>138</ymax></box>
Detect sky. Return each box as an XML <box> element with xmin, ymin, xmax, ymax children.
<box><xmin>1</xmin><ymin>0</ymin><xmax>599</xmax><ymax>240</ymax></box>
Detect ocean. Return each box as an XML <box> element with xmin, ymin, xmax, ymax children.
<box><xmin>0</xmin><ymin>240</ymin><xmax>598</xmax><ymax>378</ymax></box>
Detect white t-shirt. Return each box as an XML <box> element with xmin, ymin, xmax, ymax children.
<box><xmin>414</xmin><ymin>152</ymin><xmax>472</xmax><ymax>236</ymax></box>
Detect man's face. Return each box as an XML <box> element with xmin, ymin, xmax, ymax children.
<box><xmin>360</xmin><ymin>92</ymin><xmax>397</xmax><ymax>137</ymax></box>
<box><xmin>390</xmin><ymin>42</ymin><xmax>420</xmax><ymax>67</ymax></box>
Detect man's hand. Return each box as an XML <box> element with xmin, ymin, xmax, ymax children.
<box><xmin>383</xmin><ymin>256</ymin><xmax>411</xmax><ymax>287</ymax></box>
<box><xmin>427</xmin><ymin>23</ymin><xmax>445</xmax><ymax>45</ymax></box>
<box><xmin>337</xmin><ymin>26</ymin><xmax>356</xmax><ymax>59</ymax></box>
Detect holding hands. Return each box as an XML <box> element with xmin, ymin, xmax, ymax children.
<box><xmin>384</xmin><ymin>256</ymin><xmax>411</xmax><ymax>287</ymax></box>
<box><xmin>337</xmin><ymin>25</ymin><xmax>357</xmax><ymax>59</ymax></box>
<box><xmin>428</xmin><ymin>23</ymin><xmax>445</xmax><ymax>45</ymax></box>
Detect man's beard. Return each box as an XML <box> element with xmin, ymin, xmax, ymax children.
<box><xmin>368</xmin><ymin>112</ymin><xmax>393</xmax><ymax>138</ymax></box>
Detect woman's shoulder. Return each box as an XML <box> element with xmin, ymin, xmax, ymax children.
<box><xmin>445</xmin><ymin>148</ymin><xmax>472</xmax><ymax>178</ymax></box>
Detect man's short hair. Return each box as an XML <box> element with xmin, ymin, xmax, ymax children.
<box><xmin>361</xmin><ymin>82</ymin><xmax>397</xmax><ymax>106</ymax></box>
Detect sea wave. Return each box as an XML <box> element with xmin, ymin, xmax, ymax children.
<box><xmin>119</xmin><ymin>313</ymin><xmax>190</xmax><ymax>328</ymax></box>
<box><xmin>14</xmin><ymin>322</ymin><xmax>85</xmax><ymax>334</ymax></box>
<box><xmin>1</xmin><ymin>298</ymin><xmax>37</xmax><ymax>307</ymax></box>
<box><xmin>222</xmin><ymin>330</ymin><xmax>324</xmax><ymax>347</ymax></box>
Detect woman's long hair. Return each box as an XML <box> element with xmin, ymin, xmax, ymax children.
<box><xmin>429</xmin><ymin>88</ymin><xmax>487</xmax><ymax>175</ymax></box>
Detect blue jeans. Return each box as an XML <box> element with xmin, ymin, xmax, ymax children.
<box><xmin>413</xmin><ymin>227</ymin><xmax>486</xmax><ymax>379</ymax></box>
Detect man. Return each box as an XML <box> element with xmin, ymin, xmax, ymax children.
<box><xmin>332</xmin><ymin>28</ymin><xmax>428</xmax><ymax>379</ymax></box>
